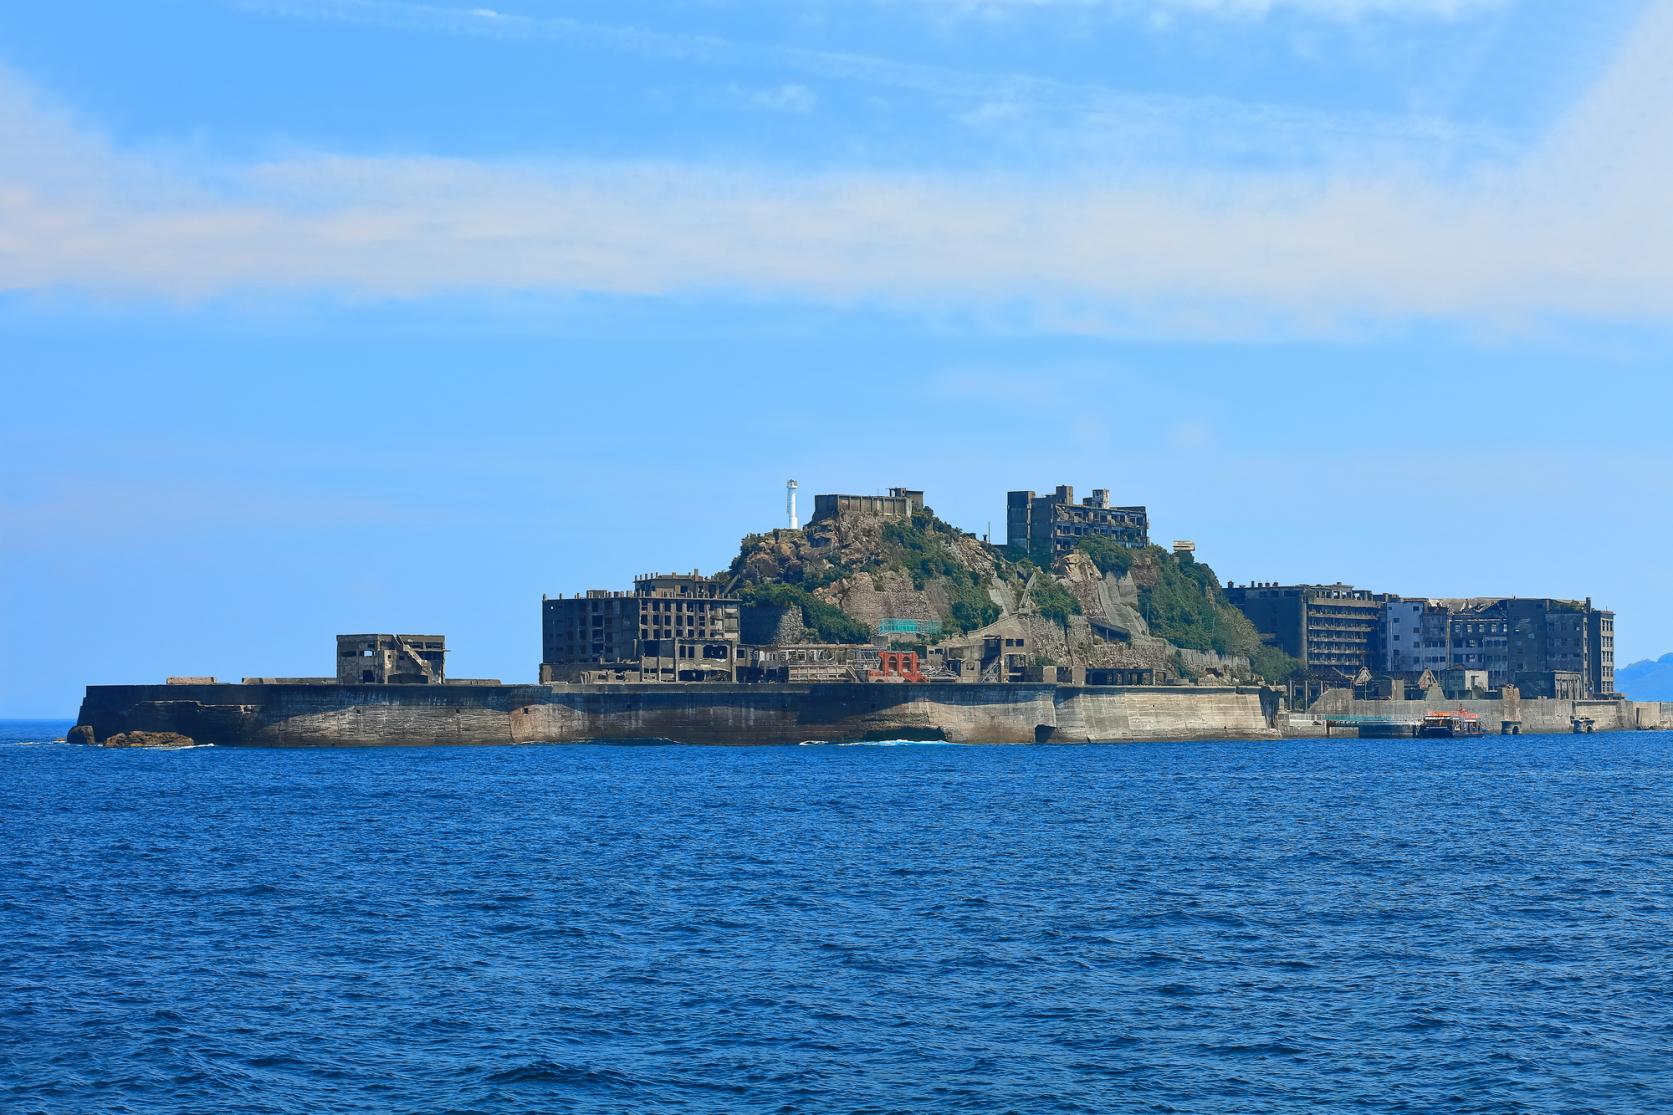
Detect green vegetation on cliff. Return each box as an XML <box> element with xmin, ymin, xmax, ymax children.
<box><xmin>1075</xmin><ymin>542</ymin><xmax>1300</xmax><ymax>683</ymax></box>
<box><xmin>1028</xmin><ymin>577</ymin><xmax>1082</xmax><ymax>626</ymax></box>
<box><xmin>945</xmin><ymin>579</ymin><xmax>1002</xmax><ymax>634</ymax></box>
<box><xmin>1005</xmin><ymin>540</ymin><xmax>1055</xmax><ymax>569</ymax></box>
<box><xmin>882</xmin><ymin>514</ymin><xmax>962</xmax><ymax>586</ymax></box>
<box><xmin>1074</xmin><ymin>536</ymin><xmax>1134</xmax><ymax>576</ymax></box>
<box><xmin>727</xmin><ymin>506</ymin><xmax>1298</xmax><ymax>683</ymax></box>
<box><xmin>882</xmin><ymin>513</ymin><xmax>1001</xmax><ymax>634</ymax></box>
<box><xmin>727</xmin><ymin>508</ymin><xmax>1001</xmax><ymax>639</ymax></box>
<box><xmin>1250</xmin><ymin>644</ymin><xmax>1305</xmax><ymax>684</ymax></box>
<box><xmin>1134</xmin><ymin>548</ymin><xmax>1261</xmax><ymax>657</ymax></box>
<box><xmin>738</xmin><ymin>583</ymin><xmax>872</xmax><ymax>645</ymax></box>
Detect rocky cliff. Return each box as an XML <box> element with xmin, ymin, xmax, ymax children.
<box><xmin>722</xmin><ymin>505</ymin><xmax>1285</xmax><ymax>684</ymax></box>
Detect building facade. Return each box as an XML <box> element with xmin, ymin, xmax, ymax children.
<box><xmin>336</xmin><ymin>634</ymin><xmax>445</xmax><ymax>684</ymax></box>
<box><xmin>1223</xmin><ymin>583</ymin><xmax>1391</xmax><ymax>679</ymax></box>
<box><xmin>810</xmin><ymin>488</ymin><xmax>925</xmax><ymax>524</ymax></box>
<box><xmin>1236</xmin><ymin>587</ymin><xmax>1616</xmax><ymax>696</ymax></box>
<box><xmin>1433</xmin><ymin>597</ymin><xmax>1613</xmax><ymax>695</ymax></box>
<box><xmin>1006</xmin><ymin>485</ymin><xmax>1149</xmax><ymax>559</ymax></box>
<box><xmin>1589</xmin><ymin>608</ymin><xmax>1616</xmax><ymax>697</ymax></box>
<box><xmin>750</xmin><ymin>644</ymin><xmax>880</xmax><ymax>683</ymax></box>
<box><xmin>1433</xmin><ymin>603</ymin><xmax>1508</xmax><ymax>687</ymax></box>
<box><xmin>1380</xmin><ymin>599</ymin><xmax>1451</xmax><ymax>675</ymax></box>
<box><xmin>541</xmin><ymin>573</ymin><xmax>742</xmax><ymax>683</ymax></box>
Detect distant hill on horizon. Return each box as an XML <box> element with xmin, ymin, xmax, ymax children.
<box><xmin>1618</xmin><ymin>653</ymin><xmax>1673</xmax><ymax>700</ymax></box>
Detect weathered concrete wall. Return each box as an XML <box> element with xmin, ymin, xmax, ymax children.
<box><xmin>73</xmin><ymin>681</ymin><xmax>1278</xmax><ymax>747</ymax></box>
<box><xmin>1307</xmin><ymin>692</ymin><xmax>1644</xmax><ymax>733</ymax></box>
<box><xmin>1055</xmin><ymin>687</ymin><xmax>1275</xmax><ymax>741</ymax></box>
<box><xmin>1635</xmin><ymin>702</ymin><xmax>1673</xmax><ymax>730</ymax></box>
<box><xmin>1176</xmin><ymin>647</ymin><xmax>1253</xmax><ymax>678</ymax></box>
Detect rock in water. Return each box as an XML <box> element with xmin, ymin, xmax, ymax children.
<box><xmin>67</xmin><ymin>724</ymin><xmax>96</xmax><ymax>744</ymax></box>
<box><xmin>102</xmin><ymin>731</ymin><xmax>197</xmax><ymax>749</ymax></box>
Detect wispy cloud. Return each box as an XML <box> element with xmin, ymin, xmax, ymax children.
<box><xmin>748</xmin><ymin>83</ymin><xmax>819</xmax><ymax>114</ymax></box>
<box><xmin>223</xmin><ymin>0</ymin><xmax>1512</xmax><ymax>168</ymax></box>
<box><xmin>2</xmin><ymin>1</ymin><xmax>1669</xmax><ymax>335</ymax></box>
<box><xmin>896</xmin><ymin>0</ymin><xmax>1505</xmax><ymax>18</ymax></box>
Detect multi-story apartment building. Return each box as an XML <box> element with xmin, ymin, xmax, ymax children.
<box><xmin>541</xmin><ymin>572</ymin><xmax>742</xmax><ymax>683</ymax></box>
<box><xmin>1222</xmin><ymin>582</ymin><xmax>1392</xmax><ymax>679</ymax></box>
<box><xmin>1379</xmin><ymin>600</ymin><xmax>1451</xmax><ymax>675</ymax></box>
<box><xmin>1229</xmin><ymin>586</ymin><xmax>1614</xmax><ymax>697</ymax></box>
<box><xmin>1444</xmin><ymin>603</ymin><xmax>1511</xmax><ymax>686</ymax></box>
<box><xmin>1006</xmin><ymin>485</ymin><xmax>1149</xmax><ymax>559</ymax></box>
<box><xmin>1589</xmin><ymin>608</ymin><xmax>1616</xmax><ymax>697</ymax></box>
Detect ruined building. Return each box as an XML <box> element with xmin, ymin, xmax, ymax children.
<box><xmin>540</xmin><ymin>572</ymin><xmax>742</xmax><ymax>683</ymax></box>
<box><xmin>1007</xmin><ymin>485</ymin><xmax>1149</xmax><ymax>558</ymax></box>
<box><xmin>810</xmin><ymin>487</ymin><xmax>925</xmax><ymax>524</ymax></box>
<box><xmin>1380</xmin><ymin>599</ymin><xmax>1453</xmax><ymax>675</ymax></box>
<box><xmin>1441</xmin><ymin>601</ymin><xmax>1511</xmax><ymax>685</ymax></box>
<box><xmin>1439</xmin><ymin>597</ymin><xmax>1614</xmax><ymax>697</ymax></box>
<box><xmin>336</xmin><ymin>634</ymin><xmax>445</xmax><ymax>684</ymax></box>
<box><xmin>752</xmin><ymin>644</ymin><xmax>881</xmax><ymax>683</ymax></box>
<box><xmin>1222</xmin><ymin>583</ymin><xmax>1392</xmax><ymax>681</ymax></box>
<box><xmin>1227</xmin><ymin>583</ymin><xmax>1616</xmax><ymax>697</ymax></box>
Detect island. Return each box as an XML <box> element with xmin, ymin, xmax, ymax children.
<box><xmin>72</xmin><ymin>483</ymin><xmax>1670</xmax><ymax>745</ymax></box>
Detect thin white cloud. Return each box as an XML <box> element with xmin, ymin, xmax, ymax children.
<box><xmin>1</xmin><ymin>1</ymin><xmax>1670</xmax><ymax>334</ymax></box>
<box><xmin>901</xmin><ymin>0</ymin><xmax>1504</xmax><ymax>17</ymax></box>
<box><xmin>223</xmin><ymin>0</ymin><xmax>1513</xmax><ymax>167</ymax></box>
<box><xmin>749</xmin><ymin>83</ymin><xmax>819</xmax><ymax>114</ymax></box>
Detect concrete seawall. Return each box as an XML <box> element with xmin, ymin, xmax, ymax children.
<box><xmin>73</xmin><ymin>682</ymin><xmax>1281</xmax><ymax>747</ymax></box>
<box><xmin>1301</xmin><ymin>692</ymin><xmax>1673</xmax><ymax>734</ymax></box>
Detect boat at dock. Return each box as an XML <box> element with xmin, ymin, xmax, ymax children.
<box><xmin>1418</xmin><ymin>711</ymin><xmax>1484</xmax><ymax>738</ymax></box>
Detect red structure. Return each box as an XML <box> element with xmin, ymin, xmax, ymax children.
<box><xmin>868</xmin><ymin>651</ymin><xmax>927</xmax><ymax>683</ymax></box>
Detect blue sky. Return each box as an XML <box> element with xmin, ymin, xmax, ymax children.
<box><xmin>3</xmin><ymin>0</ymin><xmax>1671</xmax><ymax>714</ymax></box>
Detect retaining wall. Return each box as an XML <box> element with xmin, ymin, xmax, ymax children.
<box><xmin>1307</xmin><ymin>691</ymin><xmax>1654</xmax><ymax>733</ymax></box>
<box><xmin>73</xmin><ymin>681</ymin><xmax>1279</xmax><ymax>747</ymax></box>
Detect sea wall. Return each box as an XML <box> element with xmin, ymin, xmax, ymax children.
<box><xmin>73</xmin><ymin>681</ymin><xmax>1280</xmax><ymax>747</ymax></box>
<box><xmin>1306</xmin><ymin>690</ymin><xmax>1662</xmax><ymax>733</ymax></box>
<box><xmin>1638</xmin><ymin>702</ymin><xmax>1673</xmax><ymax>730</ymax></box>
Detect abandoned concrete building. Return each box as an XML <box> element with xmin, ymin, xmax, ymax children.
<box><xmin>1379</xmin><ymin>599</ymin><xmax>1453</xmax><ymax>675</ymax></box>
<box><xmin>1222</xmin><ymin>583</ymin><xmax>1392</xmax><ymax>681</ymax></box>
<box><xmin>1441</xmin><ymin>602</ymin><xmax>1511</xmax><ymax>685</ymax></box>
<box><xmin>810</xmin><ymin>487</ymin><xmax>925</xmax><ymax>524</ymax></box>
<box><xmin>1227</xmin><ymin>582</ymin><xmax>1617</xmax><ymax>697</ymax></box>
<box><xmin>1589</xmin><ymin>608</ymin><xmax>1616</xmax><ymax>697</ymax></box>
<box><xmin>1007</xmin><ymin>485</ymin><xmax>1150</xmax><ymax>558</ymax></box>
<box><xmin>932</xmin><ymin>633</ymin><xmax>1032</xmax><ymax>684</ymax></box>
<box><xmin>751</xmin><ymin>644</ymin><xmax>881</xmax><ymax>683</ymax></box>
<box><xmin>1446</xmin><ymin>597</ymin><xmax>1614</xmax><ymax>697</ymax></box>
<box><xmin>540</xmin><ymin>572</ymin><xmax>743</xmax><ymax>683</ymax></box>
<box><xmin>336</xmin><ymin>634</ymin><xmax>446</xmax><ymax>684</ymax></box>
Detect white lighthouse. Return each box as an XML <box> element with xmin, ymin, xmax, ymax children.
<box><xmin>786</xmin><ymin>479</ymin><xmax>800</xmax><ymax>530</ymax></box>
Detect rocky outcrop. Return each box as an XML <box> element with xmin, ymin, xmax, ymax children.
<box><xmin>102</xmin><ymin>730</ymin><xmax>198</xmax><ymax>749</ymax></box>
<box><xmin>67</xmin><ymin>724</ymin><xmax>96</xmax><ymax>744</ymax></box>
<box><xmin>726</xmin><ymin>508</ymin><xmax>1263</xmax><ymax>684</ymax></box>
<box><xmin>727</xmin><ymin>510</ymin><xmax>1002</xmax><ymax>639</ymax></box>
<box><xmin>826</xmin><ymin>569</ymin><xmax>941</xmax><ymax>631</ymax></box>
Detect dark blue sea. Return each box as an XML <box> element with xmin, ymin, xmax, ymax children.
<box><xmin>4</xmin><ymin>721</ymin><xmax>1672</xmax><ymax>1113</ymax></box>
